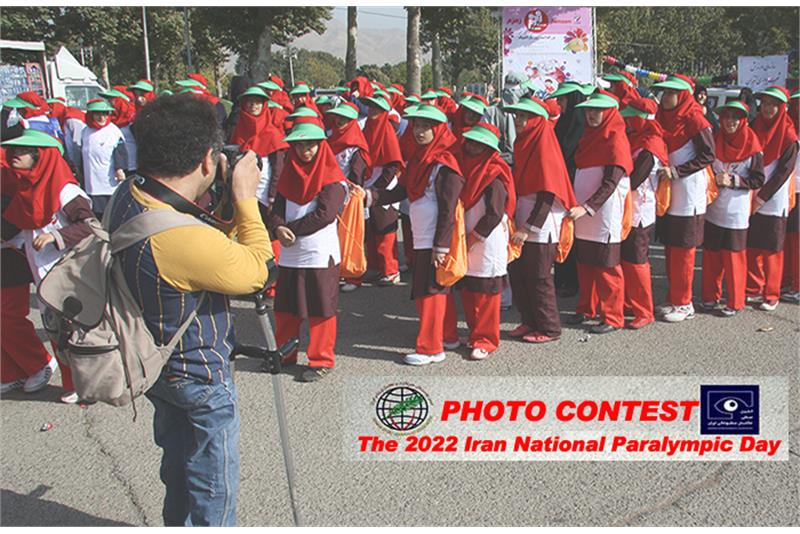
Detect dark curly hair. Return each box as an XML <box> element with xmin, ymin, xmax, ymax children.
<box><xmin>133</xmin><ymin>94</ymin><xmax>224</xmax><ymax>178</ymax></box>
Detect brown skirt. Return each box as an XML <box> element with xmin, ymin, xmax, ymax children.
<box><xmin>661</xmin><ymin>214</ymin><xmax>705</xmax><ymax>248</ymax></box>
<box><xmin>747</xmin><ymin>213</ymin><xmax>787</xmax><ymax>252</ymax></box>
<box><xmin>703</xmin><ymin>221</ymin><xmax>747</xmax><ymax>252</ymax></box>
<box><xmin>786</xmin><ymin>193</ymin><xmax>799</xmax><ymax>234</ymax></box>
<box><xmin>275</xmin><ymin>256</ymin><xmax>340</xmax><ymax>318</ymax></box>
<box><xmin>368</xmin><ymin>205</ymin><xmax>399</xmax><ymax>235</ymax></box>
<box><xmin>621</xmin><ymin>224</ymin><xmax>652</xmax><ymax>264</ymax></box>
<box><xmin>411</xmin><ymin>249</ymin><xmax>451</xmax><ymax>300</ymax></box>
<box><xmin>574</xmin><ymin>239</ymin><xmax>621</xmax><ymax>268</ymax></box>
<box><xmin>457</xmin><ymin>275</ymin><xmax>504</xmax><ymax>294</ymax></box>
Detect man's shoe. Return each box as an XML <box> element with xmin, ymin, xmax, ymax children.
<box><xmin>508</xmin><ymin>324</ymin><xmax>533</xmax><ymax>338</ymax></box>
<box><xmin>663</xmin><ymin>303</ymin><xmax>695</xmax><ymax>323</ymax></box>
<box><xmin>403</xmin><ymin>352</ymin><xmax>446</xmax><ymax>366</ymax></box>
<box><xmin>0</xmin><ymin>380</ymin><xmax>24</xmax><ymax>395</ymax></box>
<box><xmin>301</xmin><ymin>367</ymin><xmax>332</xmax><ymax>382</ymax></box>
<box><xmin>590</xmin><ymin>323</ymin><xmax>619</xmax><ymax>334</ymax></box>
<box><xmin>780</xmin><ymin>290</ymin><xmax>800</xmax><ymax>304</ymax></box>
<box><xmin>627</xmin><ymin>317</ymin><xmax>654</xmax><ymax>330</ymax></box>
<box><xmin>568</xmin><ymin>313</ymin><xmax>591</xmax><ymax>325</ymax></box>
<box><xmin>23</xmin><ymin>358</ymin><xmax>57</xmax><ymax>393</ymax></box>
<box><xmin>470</xmin><ymin>348</ymin><xmax>490</xmax><ymax>360</ymax></box>
<box><xmin>701</xmin><ymin>300</ymin><xmax>722</xmax><ymax>312</ymax></box>
<box><xmin>377</xmin><ymin>272</ymin><xmax>401</xmax><ymax>286</ymax></box>
<box><xmin>521</xmin><ymin>332</ymin><xmax>560</xmax><ymax>343</ymax></box>
<box><xmin>718</xmin><ymin>307</ymin><xmax>739</xmax><ymax>317</ymax></box>
<box><xmin>758</xmin><ymin>300</ymin><xmax>778</xmax><ymax>311</ymax></box>
<box><xmin>340</xmin><ymin>283</ymin><xmax>360</xmax><ymax>293</ymax></box>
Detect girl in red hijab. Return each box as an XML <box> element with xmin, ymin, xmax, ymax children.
<box><xmin>367</xmin><ymin>104</ymin><xmax>464</xmax><ymax>365</ymax></box>
<box><xmin>652</xmin><ymin>74</ymin><xmax>715</xmax><ymax>323</ymax></box>
<box><xmin>325</xmin><ymin>102</ymin><xmax>372</xmax><ymax>184</ymax></box>
<box><xmin>47</xmin><ymin>97</ymin><xmax>87</xmax><ymax>168</ymax></box>
<box><xmin>702</xmin><ymin>101</ymin><xmax>765</xmax><ymax>316</ymax></box>
<box><xmin>746</xmin><ymin>86</ymin><xmax>799</xmax><ymax>310</ymax></box>
<box><xmin>784</xmin><ymin>91</ymin><xmax>800</xmax><ymax>303</ymax></box>
<box><xmin>267</xmin><ymin>122</ymin><xmax>348</xmax><ymax>382</ymax></box>
<box><xmin>620</xmin><ymin>96</ymin><xmax>669</xmax><ymax>328</ymax></box>
<box><xmin>603</xmin><ymin>71</ymin><xmax>639</xmax><ymax>107</ymax></box>
<box><xmin>15</xmin><ymin>92</ymin><xmax>63</xmax><ymax>143</ymax></box>
<box><xmin>451</xmin><ymin>96</ymin><xmax>488</xmax><ymax>140</ymax></box>
<box><xmin>505</xmin><ymin>97</ymin><xmax>576</xmax><ymax>343</ymax></box>
<box><xmin>569</xmin><ymin>90</ymin><xmax>633</xmax><ymax>334</ymax></box>
<box><xmin>1</xmin><ymin>130</ymin><xmax>94</xmax><ymax>402</ymax></box>
<box><xmin>443</xmin><ymin>123</ymin><xmax>514</xmax><ymax>359</ymax></box>
<box><xmin>105</xmin><ymin>87</ymin><xmax>138</xmax><ymax>173</ymax></box>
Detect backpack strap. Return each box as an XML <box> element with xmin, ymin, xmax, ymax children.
<box><xmin>110</xmin><ymin>209</ymin><xmax>207</xmax><ymax>254</ymax></box>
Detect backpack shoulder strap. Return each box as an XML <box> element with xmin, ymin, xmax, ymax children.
<box><xmin>110</xmin><ymin>209</ymin><xmax>207</xmax><ymax>254</ymax></box>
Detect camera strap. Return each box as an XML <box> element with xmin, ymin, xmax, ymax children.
<box><xmin>131</xmin><ymin>174</ymin><xmax>233</xmax><ymax>228</ymax></box>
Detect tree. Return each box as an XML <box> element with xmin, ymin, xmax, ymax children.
<box><xmin>276</xmin><ymin>49</ymin><xmax>344</xmax><ymax>88</ymax></box>
<box><xmin>345</xmin><ymin>7</ymin><xmax>358</xmax><ymax>80</ymax></box>
<box><xmin>406</xmin><ymin>7</ymin><xmax>422</xmax><ymax>95</ymax></box>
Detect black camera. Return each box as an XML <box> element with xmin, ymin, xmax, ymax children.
<box><xmin>207</xmin><ymin>144</ymin><xmax>263</xmax><ymax>221</ymax></box>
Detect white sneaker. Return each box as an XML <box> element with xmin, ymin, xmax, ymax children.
<box><xmin>340</xmin><ymin>283</ymin><xmax>359</xmax><ymax>293</ymax></box>
<box><xmin>0</xmin><ymin>380</ymin><xmax>24</xmax><ymax>395</ymax></box>
<box><xmin>655</xmin><ymin>303</ymin><xmax>675</xmax><ymax>316</ymax></box>
<box><xmin>758</xmin><ymin>300</ymin><xmax>778</xmax><ymax>311</ymax></box>
<box><xmin>746</xmin><ymin>295</ymin><xmax>764</xmax><ymax>305</ymax></box>
<box><xmin>470</xmin><ymin>348</ymin><xmax>490</xmax><ymax>360</ymax></box>
<box><xmin>443</xmin><ymin>340</ymin><xmax>461</xmax><ymax>350</ymax></box>
<box><xmin>60</xmin><ymin>391</ymin><xmax>79</xmax><ymax>404</ymax></box>
<box><xmin>23</xmin><ymin>358</ymin><xmax>57</xmax><ymax>393</ymax></box>
<box><xmin>663</xmin><ymin>303</ymin><xmax>695</xmax><ymax>323</ymax></box>
<box><xmin>403</xmin><ymin>352</ymin><xmax>446</xmax><ymax>366</ymax></box>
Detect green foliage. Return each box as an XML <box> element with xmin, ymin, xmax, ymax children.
<box><xmin>274</xmin><ymin>49</ymin><xmax>344</xmax><ymax>88</ymax></box>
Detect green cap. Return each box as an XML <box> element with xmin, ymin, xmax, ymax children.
<box><xmin>404</xmin><ymin>95</ymin><xmax>421</xmax><ymax>104</ymax></box>
<box><xmin>651</xmin><ymin>75</ymin><xmax>694</xmax><ymax>94</ymax></box>
<box><xmin>2</xmin><ymin>97</ymin><xmax>36</xmax><ymax>109</ymax></box>
<box><xmin>756</xmin><ymin>86</ymin><xmax>789</xmax><ymax>104</ymax></box>
<box><xmin>387</xmin><ymin>86</ymin><xmax>403</xmax><ymax>95</ymax></box>
<box><xmin>267</xmin><ymin>100</ymin><xmax>284</xmax><ymax>110</ymax></box>
<box><xmin>714</xmin><ymin>100</ymin><xmax>750</xmax><ymax>116</ymax></box>
<box><xmin>238</xmin><ymin>86</ymin><xmax>269</xmax><ymax>100</ymax></box>
<box><xmin>128</xmin><ymin>80</ymin><xmax>155</xmax><ymax>92</ymax></box>
<box><xmin>548</xmin><ymin>81</ymin><xmax>592</xmax><ymax>99</ymax></box>
<box><xmin>421</xmin><ymin>90</ymin><xmax>439</xmax><ymax>100</ymax></box>
<box><xmin>504</xmin><ymin>98</ymin><xmax>549</xmax><ymax>119</ymax></box>
<box><xmin>283</xmin><ymin>122</ymin><xmax>327</xmax><ymax>143</ymax></box>
<box><xmin>99</xmin><ymin>89</ymin><xmax>131</xmax><ymax>102</ymax></box>
<box><xmin>334</xmin><ymin>86</ymin><xmax>349</xmax><ymax>93</ymax></box>
<box><xmin>257</xmin><ymin>80</ymin><xmax>281</xmax><ymax>92</ymax></box>
<box><xmin>179</xmin><ymin>88</ymin><xmax>204</xmax><ymax>95</ymax></box>
<box><xmin>289</xmin><ymin>84</ymin><xmax>311</xmax><ymax>96</ymax></box>
<box><xmin>158</xmin><ymin>89</ymin><xmax>174</xmax><ymax>97</ymax></box>
<box><xmin>86</xmin><ymin>99</ymin><xmax>116</xmax><ymax>113</ymax></box>
<box><xmin>403</xmin><ymin>104</ymin><xmax>448</xmax><ymax>123</ymax></box>
<box><xmin>287</xmin><ymin>106</ymin><xmax>320</xmax><ymax>119</ymax></box>
<box><xmin>602</xmin><ymin>73</ymin><xmax>633</xmax><ymax>86</ymax></box>
<box><xmin>791</xmin><ymin>90</ymin><xmax>800</xmax><ymax>99</ymax></box>
<box><xmin>46</xmin><ymin>98</ymin><xmax>65</xmax><ymax>105</ymax></box>
<box><xmin>575</xmin><ymin>93</ymin><xmax>620</xmax><ymax>109</ymax></box>
<box><xmin>620</xmin><ymin>106</ymin><xmax>654</xmax><ymax>119</ymax></box>
<box><xmin>2</xmin><ymin>129</ymin><xmax>64</xmax><ymax>156</ymax></box>
<box><xmin>325</xmin><ymin>103</ymin><xmax>359</xmax><ymax>121</ymax></box>
<box><xmin>403</xmin><ymin>104</ymin><xmax>420</xmax><ymax>115</ymax></box>
<box><xmin>460</xmin><ymin>96</ymin><xmax>487</xmax><ymax>117</ymax></box>
<box><xmin>364</xmin><ymin>95</ymin><xmax>391</xmax><ymax>112</ymax></box>
<box><xmin>462</xmin><ymin>125</ymin><xmax>500</xmax><ymax>152</ymax></box>
<box><xmin>176</xmin><ymin>78</ymin><xmax>205</xmax><ymax>89</ymax></box>
<box><xmin>315</xmin><ymin>95</ymin><xmax>332</xmax><ymax>106</ymax></box>
<box><xmin>435</xmin><ymin>90</ymin><xmax>450</xmax><ymax>98</ymax></box>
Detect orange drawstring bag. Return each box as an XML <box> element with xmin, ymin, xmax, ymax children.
<box><xmin>620</xmin><ymin>191</ymin><xmax>633</xmax><ymax>241</ymax></box>
<box><xmin>435</xmin><ymin>200</ymin><xmax>467</xmax><ymax>287</ymax></box>
<box><xmin>655</xmin><ymin>177</ymin><xmax>671</xmax><ymax>216</ymax></box>
<box><xmin>554</xmin><ymin>217</ymin><xmax>574</xmax><ymax>263</ymax></box>
<box><xmin>705</xmin><ymin>166</ymin><xmax>719</xmax><ymax>205</ymax></box>
<box><xmin>506</xmin><ymin>219</ymin><xmax>522</xmax><ymax>263</ymax></box>
<box><xmin>337</xmin><ymin>185</ymin><xmax>367</xmax><ymax>278</ymax></box>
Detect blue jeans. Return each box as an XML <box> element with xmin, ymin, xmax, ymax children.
<box><xmin>146</xmin><ymin>372</ymin><xmax>240</xmax><ymax>526</ymax></box>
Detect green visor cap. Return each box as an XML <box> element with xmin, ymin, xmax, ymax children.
<box><xmin>403</xmin><ymin>104</ymin><xmax>448</xmax><ymax>123</ymax></box>
<box><xmin>620</xmin><ymin>106</ymin><xmax>655</xmax><ymax>119</ymax></box>
<box><xmin>238</xmin><ymin>87</ymin><xmax>269</xmax><ymax>100</ymax></box>
<box><xmin>504</xmin><ymin>98</ymin><xmax>549</xmax><ymax>119</ymax></box>
<box><xmin>791</xmin><ymin>90</ymin><xmax>800</xmax><ymax>99</ymax></box>
<box><xmin>548</xmin><ymin>81</ymin><xmax>587</xmax><ymax>98</ymax></box>
<box><xmin>364</xmin><ymin>95</ymin><xmax>391</xmax><ymax>112</ymax></box>
<box><xmin>714</xmin><ymin>100</ymin><xmax>749</xmax><ymax>116</ymax></box>
<box><xmin>387</xmin><ymin>86</ymin><xmax>403</xmax><ymax>95</ymax></box>
<box><xmin>420</xmin><ymin>90</ymin><xmax>439</xmax><ymax>100</ymax></box>
<box><xmin>2</xmin><ymin>129</ymin><xmax>64</xmax><ymax>156</ymax></box>
<box><xmin>128</xmin><ymin>80</ymin><xmax>155</xmax><ymax>92</ymax></box>
<box><xmin>176</xmin><ymin>79</ymin><xmax>205</xmax><ymax>89</ymax></box>
<box><xmin>462</xmin><ymin>125</ymin><xmax>500</xmax><ymax>152</ymax></box>
<box><xmin>287</xmin><ymin>106</ymin><xmax>320</xmax><ymax>119</ymax></box>
<box><xmin>2</xmin><ymin>97</ymin><xmax>36</xmax><ymax>109</ymax></box>
<box><xmin>404</xmin><ymin>95</ymin><xmax>421</xmax><ymax>104</ymax></box>
<box><xmin>756</xmin><ymin>87</ymin><xmax>788</xmax><ymax>104</ymax></box>
<box><xmin>179</xmin><ymin>88</ymin><xmax>204</xmax><ymax>95</ymax></box>
<box><xmin>575</xmin><ymin>93</ymin><xmax>620</xmax><ymax>109</ymax></box>
<box><xmin>256</xmin><ymin>80</ymin><xmax>281</xmax><ymax>92</ymax></box>
<box><xmin>602</xmin><ymin>73</ymin><xmax>633</xmax><ymax>86</ymax></box>
<box><xmin>283</xmin><ymin>122</ymin><xmax>327</xmax><ymax>143</ymax></box>
<box><xmin>315</xmin><ymin>96</ymin><xmax>332</xmax><ymax>106</ymax></box>
<box><xmin>99</xmin><ymin>89</ymin><xmax>130</xmax><ymax>101</ymax></box>
<box><xmin>289</xmin><ymin>84</ymin><xmax>311</xmax><ymax>95</ymax></box>
<box><xmin>435</xmin><ymin>90</ymin><xmax>450</xmax><ymax>98</ymax></box>
<box><xmin>325</xmin><ymin>104</ymin><xmax>359</xmax><ymax>120</ymax></box>
<box><xmin>86</xmin><ymin>100</ymin><xmax>116</xmax><ymax>112</ymax></box>
<box><xmin>267</xmin><ymin>100</ymin><xmax>284</xmax><ymax>109</ymax></box>
<box><xmin>334</xmin><ymin>86</ymin><xmax>349</xmax><ymax>93</ymax></box>
<box><xmin>46</xmin><ymin>98</ymin><xmax>65</xmax><ymax>105</ymax></box>
<box><xmin>158</xmin><ymin>89</ymin><xmax>174</xmax><ymax>97</ymax></box>
<box><xmin>460</xmin><ymin>97</ymin><xmax>487</xmax><ymax>117</ymax></box>
<box><xmin>651</xmin><ymin>76</ymin><xmax>693</xmax><ymax>94</ymax></box>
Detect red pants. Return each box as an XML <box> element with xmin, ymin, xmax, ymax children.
<box><xmin>1</xmin><ymin>284</ymin><xmax>52</xmax><ymax>383</ymax></box>
<box><xmin>576</xmin><ymin>262</ymin><xmax>625</xmax><ymax>328</ymax></box>
<box><xmin>458</xmin><ymin>290</ymin><xmax>501</xmax><ymax>352</ymax></box>
<box><xmin>746</xmin><ymin>248</ymin><xmax>784</xmax><ymax>302</ymax></box>
<box><xmin>666</xmin><ymin>246</ymin><xmax>696</xmax><ymax>306</ymax></box>
<box><xmin>783</xmin><ymin>232</ymin><xmax>799</xmax><ymax>292</ymax></box>
<box><xmin>416</xmin><ymin>294</ymin><xmax>449</xmax><ymax>355</ymax></box>
<box><xmin>622</xmin><ymin>261</ymin><xmax>654</xmax><ymax>321</ymax></box>
<box><xmin>366</xmin><ymin>230</ymin><xmax>399</xmax><ymax>277</ymax></box>
<box><xmin>275</xmin><ymin>312</ymin><xmax>336</xmax><ymax>368</ymax></box>
<box><xmin>702</xmin><ymin>249</ymin><xmax>747</xmax><ymax>310</ymax></box>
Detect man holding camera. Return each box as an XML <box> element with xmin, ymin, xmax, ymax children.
<box><xmin>106</xmin><ymin>95</ymin><xmax>272</xmax><ymax>526</ymax></box>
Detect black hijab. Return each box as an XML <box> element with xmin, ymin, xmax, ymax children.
<box><xmin>554</xmin><ymin>90</ymin><xmax>586</xmax><ymax>178</ymax></box>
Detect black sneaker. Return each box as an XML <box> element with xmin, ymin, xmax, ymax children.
<box><xmin>718</xmin><ymin>307</ymin><xmax>738</xmax><ymax>317</ymax></box>
<box><xmin>568</xmin><ymin>313</ymin><xmax>591</xmax><ymax>325</ymax></box>
<box><xmin>301</xmin><ymin>367</ymin><xmax>332</xmax><ymax>382</ymax></box>
<box><xmin>590</xmin><ymin>323</ymin><xmax>619</xmax><ymax>334</ymax></box>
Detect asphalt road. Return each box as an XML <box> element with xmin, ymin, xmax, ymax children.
<box><xmin>1</xmin><ymin>244</ymin><xmax>798</xmax><ymax>527</ymax></box>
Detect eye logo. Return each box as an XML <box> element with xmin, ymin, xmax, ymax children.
<box><xmin>700</xmin><ymin>385</ymin><xmax>759</xmax><ymax>435</ymax></box>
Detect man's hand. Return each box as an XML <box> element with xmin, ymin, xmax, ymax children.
<box><xmin>569</xmin><ymin>205</ymin><xmax>588</xmax><ymax>220</ymax></box>
<box><xmin>230</xmin><ymin>150</ymin><xmax>261</xmax><ymax>204</ymax></box>
<box><xmin>115</xmin><ymin>169</ymin><xmax>126</xmax><ymax>183</ymax></box>
<box><xmin>510</xmin><ymin>229</ymin><xmax>529</xmax><ymax>246</ymax></box>
<box><xmin>433</xmin><ymin>251</ymin><xmax>447</xmax><ymax>268</ymax></box>
<box><xmin>275</xmin><ymin>226</ymin><xmax>296</xmax><ymax>247</ymax></box>
<box><xmin>32</xmin><ymin>233</ymin><xmax>55</xmax><ymax>251</ymax></box>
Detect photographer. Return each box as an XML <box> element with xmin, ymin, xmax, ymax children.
<box><xmin>105</xmin><ymin>95</ymin><xmax>272</xmax><ymax>526</ymax></box>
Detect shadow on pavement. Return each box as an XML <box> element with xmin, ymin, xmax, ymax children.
<box><xmin>1</xmin><ymin>488</ymin><xmax>133</xmax><ymax>526</ymax></box>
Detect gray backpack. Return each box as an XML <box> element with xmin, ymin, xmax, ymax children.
<box><xmin>38</xmin><ymin>197</ymin><xmax>206</xmax><ymax>414</ymax></box>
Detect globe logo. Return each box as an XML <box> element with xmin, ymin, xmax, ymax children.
<box><xmin>374</xmin><ymin>384</ymin><xmax>431</xmax><ymax>433</ymax></box>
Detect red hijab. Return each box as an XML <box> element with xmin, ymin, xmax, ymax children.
<box><xmin>656</xmin><ymin>76</ymin><xmax>711</xmax><ymax>153</ymax></box>
<box><xmin>537</xmin><ymin>97</ymin><xmax>561</xmax><ymax>124</ymax></box>
<box><xmin>456</xmin><ymin>123</ymin><xmax>515</xmax><ymax>217</ymax></box>
<box><xmin>513</xmin><ymin>113</ymin><xmax>576</xmax><ymax>208</ymax></box>
<box><xmin>277</xmin><ymin>139</ymin><xmax>346</xmax><ymax>205</ymax></box>
<box><xmin>230</xmin><ymin>104</ymin><xmax>287</xmax><ymax>156</ymax></box>
<box><xmin>610</xmin><ymin>72</ymin><xmax>639</xmax><ymax>107</ymax></box>
<box><xmin>625</xmin><ymin>97</ymin><xmax>669</xmax><ymax>165</ymax></box>
<box><xmin>327</xmin><ymin>110</ymin><xmax>372</xmax><ymax>169</ymax></box>
<box><xmin>49</xmin><ymin>100</ymin><xmax>86</xmax><ymax>129</ymax></box>
<box><xmin>389</xmin><ymin>84</ymin><xmax>406</xmax><ymax>112</ymax></box>
<box><xmin>574</xmin><ymin>99</ymin><xmax>634</xmax><ymax>175</ymax></box>
<box><xmin>363</xmin><ymin>108</ymin><xmax>404</xmax><ymax>170</ymax></box>
<box><xmin>16</xmin><ymin>92</ymin><xmax>49</xmax><ymax>119</ymax></box>
<box><xmin>85</xmin><ymin>99</ymin><xmax>113</xmax><ymax>129</ymax></box>
<box><xmin>270</xmin><ymin>105</ymin><xmax>289</xmax><ymax>131</ymax></box>
<box><xmin>714</xmin><ymin>105</ymin><xmax>763</xmax><ymax>163</ymax></box>
<box><xmin>109</xmin><ymin>86</ymin><xmax>137</xmax><ymax>128</ymax></box>
<box><xmin>400</xmin><ymin>121</ymin><xmax>461</xmax><ymax>202</ymax></box>
<box><xmin>3</xmin><ymin>147</ymin><xmax>79</xmax><ymax>229</ymax></box>
<box><xmin>132</xmin><ymin>79</ymin><xmax>157</xmax><ymax>111</ymax></box>
<box><xmin>752</xmin><ymin>87</ymin><xmax>798</xmax><ymax>166</ymax></box>
<box><xmin>350</xmin><ymin>76</ymin><xmax>374</xmax><ymax>99</ymax></box>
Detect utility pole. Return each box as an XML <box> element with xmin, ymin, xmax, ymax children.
<box><xmin>288</xmin><ymin>47</ymin><xmax>296</xmax><ymax>87</ymax></box>
<box><xmin>142</xmin><ymin>7</ymin><xmax>151</xmax><ymax>80</ymax></box>
<box><xmin>183</xmin><ymin>7</ymin><xmax>194</xmax><ymax>71</ymax></box>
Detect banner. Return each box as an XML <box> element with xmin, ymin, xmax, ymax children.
<box><xmin>737</xmin><ymin>55</ymin><xmax>789</xmax><ymax>92</ymax></box>
<box><xmin>502</xmin><ymin>7</ymin><xmax>594</xmax><ymax>98</ymax></box>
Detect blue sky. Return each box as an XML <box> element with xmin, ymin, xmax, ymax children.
<box><xmin>329</xmin><ymin>6</ymin><xmax>407</xmax><ymax>30</ymax></box>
